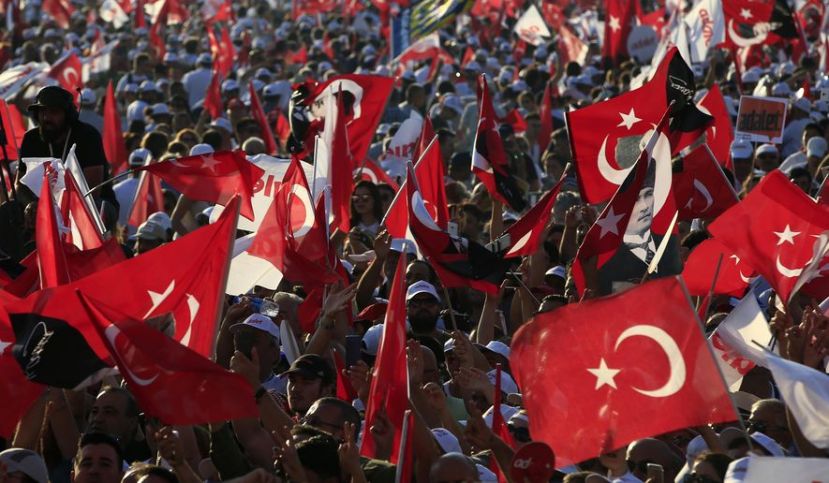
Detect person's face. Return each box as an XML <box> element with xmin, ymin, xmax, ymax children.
<box><xmin>38</xmin><ymin>106</ymin><xmax>67</xmax><ymax>140</ymax></box>
<box><xmin>303</xmin><ymin>402</ymin><xmax>344</xmax><ymax>440</ymax></box>
<box><xmin>748</xmin><ymin>404</ymin><xmax>791</xmax><ymax>446</ymax></box>
<box><xmin>287</xmin><ymin>374</ymin><xmax>325</xmax><ymax>414</ymax></box>
<box><xmin>733</xmin><ymin>157</ymin><xmax>752</xmax><ymax>182</ymax></box>
<box><xmin>351</xmin><ymin>187</ymin><xmax>374</xmax><ymax>216</ymax></box>
<box><xmin>526</xmin><ymin>118</ymin><xmax>541</xmax><ymax>138</ymax></box>
<box><xmin>458</xmin><ymin>211</ymin><xmax>482</xmax><ymax>237</ymax></box>
<box><xmin>690</xmin><ymin>460</ymin><xmax>722</xmax><ymax>483</ymax></box>
<box><xmin>507</xmin><ymin>417</ymin><xmax>531</xmax><ymax>446</ymax></box>
<box><xmin>405</xmin><ymin>261</ymin><xmax>431</xmax><ymax>285</ymax></box>
<box><xmin>72</xmin><ymin>444</ymin><xmax>122</xmax><ymax>483</ymax></box>
<box><xmin>406</xmin><ymin>294</ymin><xmax>440</xmax><ymax>333</ymax></box>
<box><xmin>134</xmin><ymin>237</ymin><xmax>162</xmax><ymax>255</ymax></box>
<box><xmin>626</xmin><ymin>186</ymin><xmax>654</xmax><ymax>237</ymax></box>
<box><xmin>755</xmin><ymin>153</ymin><xmax>779</xmax><ymax>172</ymax></box>
<box><xmin>792</xmin><ymin>174</ymin><xmax>811</xmax><ymax>192</ymax></box>
<box><xmin>88</xmin><ymin>392</ymin><xmax>136</xmax><ymax>442</ymax></box>
<box><xmin>250</xmin><ymin>329</ymin><xmax>279</xmax><ymax>378</ymax></box>
<box><xmin>421</xmin><ymin>347</ymin><xmax>440</xmax><ymax>384</ymax></box>
<box><xmin>444</xmin><ymin>350</ymin><xmax>461</xmax><ymax>375</ymax></box>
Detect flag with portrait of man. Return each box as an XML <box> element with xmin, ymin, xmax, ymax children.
<box><xmin>390</xmin><ymin>0</ymin><xmax>475</xmax><ymax>58</ymax></box>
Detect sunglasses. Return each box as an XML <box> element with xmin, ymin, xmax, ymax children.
<box><xmin>351</xmin><ymin>194</ymin><xmax>372</xmax><ymax>202</ymax></box>
<box><xmin>746</xmin><ymin>419</ymin><xmax>788</xmax><ymax>434</ymax></box>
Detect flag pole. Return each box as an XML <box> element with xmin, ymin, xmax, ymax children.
<box><xmin>699</xmin><ymin>254</ymin><xmax>724</xmax><ymax>323</ymax></box>
<box><xmin>440</xmin><ymin>284</ymin><xmax>458</xmax><ymax>332</ymax></box>
<box><xmin>509</xmin><ymin>271</ymin><xmax>540</xmax><ymax>306</ymax></box>
<box><xmin>83</xmin><ymin>169</ymin><xmax>134</xmax><ymax>198</ymax></box>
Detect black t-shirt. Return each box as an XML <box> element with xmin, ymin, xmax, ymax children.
<box><xmin>19</xmin><ymin>119</ymin><xmax>108</xmax><ymax>170</ymax></box>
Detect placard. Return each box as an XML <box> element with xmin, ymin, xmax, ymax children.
<box><xmin>735</xmin><ymin>95</ymin><xmax>788</xmax><ymax>144</ymax></box>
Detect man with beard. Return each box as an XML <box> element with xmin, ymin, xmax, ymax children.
<box><xmin>19</xmin><ymin>86</ymin><xmax>111</xmax><ymax>194</ymax></box>
<box><xmin>406</xmin><ymin>281</ymin><xmax>449</xmax><ymax>344</ymax></box>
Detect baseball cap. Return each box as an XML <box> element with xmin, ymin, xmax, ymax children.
<box><xmin>189</xmin><ymin>143</ymin><xmax>214</xmax><ymax>156</ymax></box>
<box><xmin>131</xmin><ymin>220</ymin><xmax>166</xmax><ymax>241</ymax></box>
<box><xmin>129</xmin><ymin>148</ymin><xmax>151</xmax><ymax>167</ymax></box>
<box><xmin>545</xmin><ymin>265</ymin><xmax>566</xmax><ymax>280</ymax></box>
<box><xmin>255</xmin><ymin>68</ymin><xmax>273</xmax><ymax>80</ymax></box>
<box><xmin>230</xmin><ymin>313</ymin><xmax>281</xmax><ymax>342</ymax></box>
<box><xmin>771</xmin><ymin>82</ymin><xmax>791</xmax><ymax>97</ymax></box>
<box><xmin>362</xmin><ymin>323</ymin><xmax>384</xmax><ymax>356</ymax></box>
<box><xmin>210</xmin><ymin>117</ymin><xmax>234</xmax><ymax>133</ymax></box>
<box><xmin>80</xmin><ymin>88</ymin><xmax>96</xmax><ymax>105</ymax></box>
<box><xmin>464</xmin><ymin>61</ymin><xmax>482</xmax><ymax>72</ymax></box>
<box><xmin>151</xmin><ymin>103</ymin><xmax>170</xmax><ymax>116</ymax></box>
<box><xmin>139</xmin><ymin>80</ymin><xmax>160</xmax><ymax>93</ymax></box>
<box><xmin>147</xmin><ymin>211</ymin><xmax>172</xmax><ymax>233</ymax></box>
<box><xmin>221</xmin><ymin>79</ymin><xmax>239</xmax><ymax>93</ymax></box>
<box><xmin>406</xmin><ymin>280</ymin><xmax>441</xmax><ymax>302</ymax></box>
<box><xmin>282</xmin><ymin>354</ymin><xmax>335</xmax><ymax>384</ymax></box>
<box><xmin>755</xmin><ymin>144</ymin><xmax>778</xmax><ymax>157</ymax></box>
<box><xmin>807</xmin><ymin>136</ymin><xmax>828</xmax><ymax>158</ymax></box>
<box><xmin>263</xmin><ymin>83</ymin><xmax>282</xmax><ymax>98</ymax></box>
<box><xmin>483</xmin><ymin>403</ymin><xmax>519</xmax><ymax>429</ymax></box>
<box><xmin>196</xmin><ymin>53</ymin><xmax>212</xmax><ymax>66</ymax></box>
<box><xmin>0</xmin><ymin>449</ymin><xmax>49</xmax><ymax>483</ymax></box>
<box><xmin>432</xmin><ymin>428</ymin><xmax>462</xmax><ymax>454</ymax></box>
<box><xmin>730</xmin><ymin>139</ymin><xmax>753</xmax><ymax>160</ymax></box>
<box><xmin>442</xmin><ymin>94</ymin><xmax>463</xmax><ymax>115</ymax></box>
<box><xmin>793</xmin><ymin>97</ymin><xmax>811</xmax><ymax>113</ymax></box>
<box><xmin>750</xmin><ymin>432</ymin><xmax>785</xmax><ymax>457</ymax></box>
<box><xmin>487</xmin><ymin>369</ymin><xmax>519</xmax><ymax>394</ymax></box>
<box><xmin>480</xmin><ymin>340</ymin><xmax>510</xmax><ymax>360</ymax></box>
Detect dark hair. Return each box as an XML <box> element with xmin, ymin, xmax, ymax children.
<box><xmin>681</xmin><ymin>230</ymin><xmax>710</xmax><ymax>251</ymax></box>
<box><xmin>138</xmin><ymin>467</ymin><xmax>179</xmax><ymax>483</ymax></box>
<box><xmin>350</xmin><ymin>180</ymin><xmax>383</xmax><ymax>227</ymax></box>
<box><xmin>75</xmin><ymin>432</ymin><xmax>125</xmax><ymax>468</ymax></box>
<box><xmin>98</xmin><ymin>385</ymin><xmax>140</xmax><ymax>419</ymax></box>
<box><xmin>292</xmin><ymin>431</ymin><xmax>341</xmax><ymax>479</ymax></box>
<box><xmin>141</xmin><ymin>131</ymin><xmax>169</xmax><ymax>159</ymax></box>
<box><xmin>693</xmin><ymin>452</ymin><xmax>733</xmax><ymax>480</ymax></box>
<box><xmin>789</xmin><ymin>166</ymin><xmax>811</xmax><ymax>180</ymax></box>
<box><xmin>202</xmin><ymin>130</ymin><xmax>223</xmax><ymax>150</ymax></box>
<box><xmin>316</xmin><ymin>397</ymin><xmax>361</xmax><ymax>435</ymax></box>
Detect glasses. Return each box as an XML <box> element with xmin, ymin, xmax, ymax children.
<box><xmin>351</xmin><ymin>194</ymin><xmax>372</xmax><ymax>202</ymax></box>
<box><xmin>746</xmin><ymin>419</ymin><xmax>788</xmax><ymax>434</ymax></box>
<box><xmin>407</xmin><ymin>299</ymin><xmax>438</xmax><ymax>307</ymax></box>
<box><xmin>507</xmin><ymin>424</ymin><xmax>530</xmax><ymax>442</ymax></box>
<box><xmin>301</xmin><ymin>415</ymin><xmax>343</xmax><ymax>435</ymax></box>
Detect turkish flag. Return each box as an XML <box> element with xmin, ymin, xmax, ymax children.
<box><xmin>490</xmin><ymin>364</ymin><xmax>515</xmax><ymax>483</ymax></box>
<box><xmin>0</xmin><ymin>310</ymin><xmax>44</xmax><ymax>438</ymax></box>
<box><xmin>723</xmin><ymin>0</ymin><xmax>799</xmax><ymax>51</ymax></box>
<box><xmin>682</xmin><ymin>238</ymin><xmax>755</xmax><ymax>298</ymax></box>
<box><xmin>472</xmin><ymin>74</ymin><xmax>526</xmax><ymax>212</ymax></box>
<box><xmin>102</xmin><ymin>81</ymin><xmax>128</xmax><ymax>175</ymax></box>
<box><xmin>207</xmin><ymin>25</ymin><xmax>234</xmax><ymax>78</ymax></box>
<box><xmin>407</xmin><ymin>163</ymin><xmax>508</xmax><ymax>295</ymax></box>
<box><xmin>127</xmin><ymin>170</ymin><xmax>165</xmax><ymax>227</ymax></box>
<box><xmin>708</xmin><ymin>171</ymin><xmax>829</xmax><ymax>303</ymax></box>
<box><xmin>499</xmin><ymin>176</ymin><xmax>565</xmax><ymax>259</ymax></box>
<box><xmin>140</xmin><ymin>150</ymin><xmax>264</xmax><ymax>221</ymax></box>
<box><xmin>274</xmin><ymin>111</ymin><xmax>291</xmax><ymax>150</ymax></box>
<box><xmin>696</xmin><ymin>85</ymin><xmax>735</xmax><ymax>169</ymax></box>
<box><xmin>360</xmin><ymin>254</ymin><xmax>408</xmax><ymax>463</ymax></box>
<box><xmin>673</xmin><ymin>144</ymin><xmax>739</xmax><ymax>221</ymax></box>
<box><xmin>328</xmin><ymin>93</ymin><xmax>354</xmax><ymax>234</ymax></box>
<box><xmin>573</xmin><ymin>111</ymin><xmax>681</xmax><ymax>296</ymax></box>
<box><xmin>65</xmin><ymin>238</ymin><xmax>127</xmax><ymax>281</ymax></box>
<box><xmin>36</xmin><ymin>175</ymin><xmax>69</xmax><ymax>289</ymax></box>
<box><xmin>603</xmin><ymin>0</ymin><xmax>635</xmax><ymax>63</ymax></box>
<box><xmin>201</xmin><ymin>0</ymin><xmax>232</xmax><ymax>24</ymax></box>
<box><xmin>0</xmin><ymin>99</ymin><xmax>20</xmax><ymax>161</ymax></box>
<box><xmin>248</xmin><ymin>81</ymin><xmax>278</xmax><ymax>155</ymax></box>
<box><xmin>567</xmin><ymin>48</ymin><xmax>712</xmax><ymax>204</ymax></box>
<box><xmin>79</xmin><ymin>292</ymin><xmax>258</xmax><ymax>425</ymax></box>
<box><xmin>60</xmin><ymin>171</ymin><xmax>104</xmax><ymax>250</ymax></box>
<box><xmin>204</xmin><ymin>71</ymin><xmax>223</xmax><ymax>119</ymax></box>
<box><xmin>48</xmin><ymin>53</ymin><xmax>83</xmax><ymax>102</ymax></box>
<box><xmin>42</xmin><ymin>0</ymin><xmax>74</xmax><ymax>28</ymax></box>
<box><xmin>511</xmin><ymin>277</ymin><xmax>737</xmax><ymax>466</ymax></box>
<box><xmin>354</xmin><ymin>159</ymin><xmax>399</xmax><ymax>191</ymax></box>
<box><xmin>817</xmin><ymin>177</ymin><xmax>829</xmax><ymax>205</ymax></box>
<box><xmin>7</xmin><ymin>197</ymin><xmax>241</xmax><ymax>360</ymax></box>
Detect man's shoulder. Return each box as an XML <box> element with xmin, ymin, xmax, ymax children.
<box><xmin>359</xmin><ymin>457</ymin><xmax>396</xmax><ymax>483</ymax></box>
<box><xmin>72</xmin><ymin>119</ymin><xmax>103</xmax><ymax>138</ymax></box>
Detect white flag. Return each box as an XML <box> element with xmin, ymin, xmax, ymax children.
<box><xmin>225</xmin><ymin>234</ymin><xmax>284</xmax><ymax>295</ymax></box>
<box><xmin>513</xmin><ymin>5</ymin><xmax>551</xmax><ymax>46</ymax></box>
<box><xmin>99</xmin><ymin>0</ymin><xmax>129</xmax><ymax>29</ymax></box>
<box><xmin>764</xmin><ymin>354</ymin><xmax>829</xmax><ymax>449</ymax></box>
<box><xmin>725</xmin><ymin>456</ymin><xmax>829</xmax><ymax>482</ymax></box>
<box><xmin>683</xmin><ymin>0</ymin><xmax>725</xmax><ymax>64</ymax></box>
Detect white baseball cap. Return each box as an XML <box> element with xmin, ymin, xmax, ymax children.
<box><xmin>0</xmin><ymin>449</ymin><xmax>49</xmax><ymax>483</ymax></box>
<box><xmin>730</xmin><ymin>139</ymin><xmax>753</xmax><ymax>160</ymax></box>
<box><xmin>807</xmin><ymin>136</ymin><xmax>828</xmax><ymax>158</ymax></box>
<box><xmin>482</xmin><ymin>403</ymin><xmax>519</xmax><ymax>429</ymax></box>
<box><xmin>755</xmin><ymin>144</ymin><xmax>778</xmax><ymax>157</ymax></box>
<box><xmin>210</xmin><ymin>117</ymin><xmax>234</xmax><ymax>133</ymax></box>
<box><xmin>431</xmin><ymin>428</ymin><xmax>462</xmax><ymax>454</ymax></box>
<box><xmin>442</xmin><ymin>94</ymin><xmax>463</xmax><ymax>116</ymax></box>
<box><xmin>480</xmin><ymin>340</ymin><xmax>510</xmax><ymax>360</ymax></box>
<box><xmin>406</xmin><ymin>280</ymin><xmax>441</xmax><ymax>302</ymax></box>
<box><xmin>362</xmin><ymin>323</ymin><xmax>384</xmax><ymax>356</ymax></box>
<box><xmin>487</xmin><ymin>369</ymin><xmax>519</xmax><ymax>394</ymax></box>
<box><xmin>230</xmin><ymin>313</ymin><xmax>281</xmax><ymax>343</ymax></box>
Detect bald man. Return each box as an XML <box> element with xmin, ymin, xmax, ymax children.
<box><xmin>429</xmin><ymin>453</ymin><xmax>478</xmax><ymax>483</ymax></box>
<box><xmin>748</xmin><ymin>399</ymin><xmax>792</xmax><ymax>450</ymax></box>
<box><xmin>626</xmin><ymin>438</ymin><xmax>683</xmax><ymax>482</ymax></box>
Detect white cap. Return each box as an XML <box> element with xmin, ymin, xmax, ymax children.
<box><xmin>80</xmin><ymin>88</ymin><xmax>96</xmax><ymax>105</ymax></box>
<box><xmin>431</xmin><ymin>428</ymin><xmax>462</xmax><ymax>454</ymax></box>
<box><xmin>675</xmin><ymin>435</ymin><xmax>709</xmax><ymax>481</ymax></box>
<box><xmin>724</xmin><ymin>457</ymin><xmax>750</xmax><ymax>483</ymax></box>
<box><xmin>147</xmin><ymin>211</ymin><xmax>172</xmax><ymax>232</ymax></box>
<box><xmin>162</xmin><ymin>52</ymin><xmax>178</xmax><ymax>63</ymax></box>
<box><xmin>464</xmin><ymin>61</ymin><xmax>482</xmax><ymax>72</ymax></box>
<box><xmin>139</xmin><ymin>80</ymin><xmax>160</xmax><ymax>93</ymax></box>
<box><xmin>406</xmin><ymin>280</ymin><xmax>441</xmax><ymax>302</ymax></box>
<box><xmin>210</xmin><ymin>117</ymin><xmax>234</xmax><ymax>133</ymax></box>
<box><xmin>793</xmin><ymin>97</ymin><xmax>812</xmax><ymax>113</ymax></box>
<box><xmin>0</xmin><ymin>449</ymin><xmax>49</xmax><ymax>483</ymax></box>
<box><xmin>755</xmin><ymin>143</ymin><xmax>778</xmax><ymax>157</ymax></box>
<box><xmin>221</xmin><ymin>79</ymin><xmax>239</xmax><ymax>92</ymax></box>
<box><xmin>741</xmin><ymin>70</ymin><xmax>761</xmax><ymax>84</ymax></box>
<box><xmin>730</xmin><ymin>139</ymin><xmax>753</xmax><ymax>160</ymax></box>
<box><xmin>476</xmin><ymin>464</ymin><xmax>498</xmax><ymax>482</ymax></box>
<box><xmin>131</xmin><ymin>220</ymin><xmax>166</xmax><ymax>241</ymax></box>
<box><xmin>545</xmin><ymin>265</ymin><xmax>566</xmax><ymax>279</ymax></box>
<box><xmin>481</xmin><ymin>340</ymin><xmax>510</xmax><ymax>360</ymax></box>
<box><xmin>487</xmin><ymin>369</ymin><xmax>519</xmax><ymax>394</ymax></box>
<box><xmin>129</xmin><ymin>148</ymin><xmax>151</xmax><ymax>167</ymax></box>
<box><xmin>189</xmin><ymin>143</ymin><xmax>215</xmax><ymax>156</ymax></box>
<box><xmin>230</xmin><ymin>313</ymin><xmax>281</xmax><ymax>343</ymax></box>
<box><xmin>124</xmin><ymin>83</ymin><xmax>138</xmax><ymax>93</ymax></box>
<box><xmin>807</xmin><ymin>136</ymin><xmax>828</xmax><ymax>158</ymax></box>
<box><xmin>151</xmin><ymin>103</ymin><xmax>170</xmax><ymax>116</ymax></box>
<box><xmin>482</xmin><ymin>403</ymin><xmax>519</xmax><ymax>429</ymax></box>
<box><xmin>361</xmin><ymin>323</ymin><xmax>384</xmax><ymax>356</ymax></box>
<box><xmin>750</xmin><ymin>432</ymin><xmax>785</xmax><ymax>457</ymax></box>
<box><xmin>196</xmin><ymin>53</ymin><xmax>212</xmax><ymax>65</ymax></box>
<box><xmin>442</xmin><ymin>94</ymin><xmax>463</xmax><ymax>115</ymax></box>
<box><xmin>255</xmin><ymin>68</ymin><xmax>273</xmax><ymax>80</ymax></box>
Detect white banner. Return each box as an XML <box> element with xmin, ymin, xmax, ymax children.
<box><xmin>514</xmin><ymin>5</ymin><xmax>551</xmax><ymax>46</ymax></box>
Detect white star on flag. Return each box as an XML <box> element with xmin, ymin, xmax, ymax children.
<box><xmin>596</xmin><ymin>207</ymin><xmax>625</xmax><ymax>238</ymax></box>
<box><xmin>617</xmin><ymin>108</ymin><xmax>641</xmax><ymax>130</ymax></box>
<box><xmin>609</xmin><ymin>15</ymin><xmax>621</xmax><ymax>33</ymax></box>
<box><xmin>200</xmin><ymin>155</ymin><xmax>220</xmax><ymax>173</ymax></box>
<box><xmin>588</xmin><ymin>358</ymin><xmax>620</xmax><ymax>390</ymax></box>
<box><xmin>740</xmin><ymin>8</ymin><xmax>752</xmax><ymax>20</ymax></box>
<box><xmin>774</xmin><ymin>225</ymin><xmax>801</xmax><ymax>246</ymax></box>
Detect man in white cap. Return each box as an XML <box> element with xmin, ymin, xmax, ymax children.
<box><xmin>0</xmin><ymin>448</ymin><xmax>49</xmax><ymax>483</ymax></box>
<box><xmin>182</xmin><ymin>54</ymin><xmax>213</xmax><ymax>110</ymax></box>
<box><xmin>113</xmin><ymin>148</ymin><xmax>151</xmax><ymax>230</ymax></box>
<box><xmin>230</xmin><ymin>313</ymin><xmax>284</xmax><ymax>396</ymax></box>
<box><xmin>78</xmin><ymin>88</ymin><xmax>103</xmax><ymax>134</ymax></box>
<box><xmin>130</xmin><ymin>220</ymin><xmax>167</xmax><ymax>255</ymax></box>
<box><xmin>781</xmin><ymin>98</ymin><xmax>813</xmax><ymax>158</ymax></box>
<box><xmin>729</xmin><ymin>139</ymin><xmax>754</xmax><ymax>189</ymax></box>
<box><xmin>779</xmin><ymin>122</ymin><xmax>822</xmax><ymax>174</ymax></box>
<box><xmin>753</xmin><ymin>143</ymin><xmax>780</xmax><ymax>173</ymax></box>
<box><xmin>406</xmin><ymin>280</ymin><xmax>447</xmax><ymax>343</ymax></box>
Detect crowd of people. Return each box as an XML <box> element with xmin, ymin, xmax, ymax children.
<box><xmin>1</xmin><ymin>0</ymin><xmax>829</xmax><ymax>482</ymax></box>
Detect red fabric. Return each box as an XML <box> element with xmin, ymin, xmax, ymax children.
<box><xmin>60</xmin><ymin>171</ymin><xmax>104</xmax><ymax>250</ymax></box>
<box><xmin>697</xmin><ymin>85</ymin><xmax>735</xmax><ymax>169</ymax></box>
<box><xmin>603</xmin><ymin>0</ymin><xmax>635</xmax><ymax>63</ymax></box>
<box><xmin>708</xmin><ymin>171</ymin><xmax>829</xmax><ymax>303</ymax></box>
<box><xmin>568</xmin><ymin>48</ymin><xmax>707</xmax><ymax>204</ymax></box>
<box><xmin>7</xmin><ymin>197</ymin><xmax>241</xmax><ymax>359</ymax></box>
<box><xmin>500</xmin><ymin>109</ymin><xmax>527</xmax><ymax>134</ymax></box>
<box><xmin>292</xmin><ymin>0</ymin><xmax>339</xmax><ymax>19</ymax></box>
<box><xmin>47</xmin><ymin>53</ymin><xmax>83</xmax><ymax>103</ymax></box>
<box><xmin>558</xmin><ymin>23</ymin><xmax>589</xmax><ymax>65</ymax></box>
<box><xmin>0</xmin><ymin>100</ymin><xmax>20</xmax><ymax>161</ymax></box>
<box><xmin>0</xmin><ymin>309</ymin><xmax>43</xmax><ymax>438</ymax></box>
<box><xmin>332</xmin><ymin>349</ymin><xmax>358</xmax><ymax>402</ymax></box>
<box><xmin>673</xmin><ymin>145</ymin><xmax>739</xmax><ymax>221</ymax></box>
<box><xmin>79</xmin><ymin>292</ymin><xmax>258</xmax><ymax>425</ymax></box>
<box><xmin>5</xmin><ymin>103</ymin><xmax>25</xmax><ymax>153</ymax></box>
<box><xmin>511</xmin><ymin>277</ymin><xmax>737</xmax><ymax>466</ymax></box>
<box><xmin>102</xmin><ymin>81</ymin><xmax>128</xmax><ymax>175</ymax></box>
<box><xmin>134</xmin><ymin>0</ymin><xmax>145</xmax><ymax>28</ymax></box>
<box><xmin>201</xmin><ymin>0</ymin><xmax>232</xmax><ymax>24</ymax></box>
<box><xmin>35</xmin><ymin>175</ymin><xmax>69</xmax><ymax>288</ymax></box>
<box><xmin>490</xmin><ymin>365</ymin><xmax>515</xmax><ymax>483</ymax></box>
<box><xmin>330</xmin><ymin>93</ymin><xmax>354</xmax><ymax>234</ymax></box>
<box><xmin>204</xmin><ymin>71</ymin><xmax>223</xmax><ymax>119</ymax></box>
<box><xmin>297</xmin><ymin>286</ymin><xmax>324</xmax><ymax>334</ymax></box>
<box><xmin>275</xmin><ymin>111</ymin><xmax>292</xmax><ymax>149</ymax></box>
<box><xmin>354</xmin><ymin>159</ymin><xmax>399</xmax><ymax>191</ymax></box>
<box><xmin>65</xmin><ymin>238</ymin><xmax>126</xmax><ymax>281</ymax></box>
<box><xmin>502</xmin><ymin>176</ymin><xmax>565</xmax><ymax>259</ymax></box>
<box><xmin>42</xmin><ymin>0</ymin><xmax>74</xmax><ymax>28</ymax></box>
<box><xmin>127</xmin><ymin>171</ymin><xmax>165</xmax><ymax>227</ymax></box>
<box><xmin>461</xmin><ymin>46</ymin><xmax>475</xmax><ymax>68</ymax></box>
<box><xmin>360</xmin><ymin>255</ymin><xmax>408</xmax><ymax>463</ymax></box>
<box><xmin>141</xmin><ymin>150</ymin><xmax>263</xmax><ymax>221</ymax></box>
<box><xmin>248</xmin><ymin>81</ymin><xmax>278</xmax><ymax>155</ymax></box>
<box><xmin>682</xmin><ymin>238</ymin><xmax>755</xmax><ymax>298</ymax></box>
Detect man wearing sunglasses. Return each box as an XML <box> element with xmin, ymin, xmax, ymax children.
<box><xmin>746</xmin><ymin>399</ymin><xmax>793</xmax><ymax>452</ymax></box>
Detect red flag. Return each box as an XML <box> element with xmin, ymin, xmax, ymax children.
<box><xmin>697</xmin><ymin>85</ymin><xmax>735</xmax><ymax>169</ymax></box>
<box><xmin>567</xmin><ymin>48</ymin><xmax>712</xmax><ymax>204</ymax></box>
<box><xmin>8</xmin><ymin>197</ymin><xmax>241</xmax><ymax>359</ymax></box>
<box><xmin>127</xmin><ymin>171</ymin><xmax>165</xmax><ymax>227</ymax></box>
<box><xmin>461</xmin><ymin>46</ymin><xmax>475</xmax><ymax>68</ymax></box>
<box><xmin>47</xmin><ymin>53</ymin><xmax>83</xmax><ymax>102</ymax></box>
<box><xmin>102</xmin><ymin>81</ymin><xmax>128</xmax><ymax>175</ymax></box>
<box><xmin>500</xmin><ymin>176</ymin><xmax>565</xmax><ymax>259</ymax></box>
<box><xmin>0</xmin><ymin>99</ymin><xmax>20</xmax><ymax>161</ymax></box>
<box><xmin>353</xmin><ymin>160</ymin><xmax>399</xmax><ymax>191</ymax></box>
<box><xmin>0</xmin><ymin>309</ymin><xmax>43</xmax><ymax>438</ymax></box>
<box><xmin>511</xmin><ymin>277</ymin><xmax>737</xmax><ymax>466</ymax></box>
<box><xmin>248</xmin><ymin>81</ymin><xmax>278</xmax><ymax>155</ymax></box>
<box><xmin>330</xmin><ymin>92</ymin><xmax>354</xmax><ymax>234</ymax></box>
<box><xmin>201</xmin><ymin>0</ymin><xmax>232</xmax><ymax>24</ymax></box>
<box><xmin>332</xmin><ymin>349</ymin><xmax>357</xmax><ymax>402</ymax></box>
<box><xmin>65</xmin><ymin>238</ymin><xmax>127</xmax><ymax>281</ymax></box>
<box><xmin>603</xmin><ymin>0</ymin><xmax>635</xmax><ymax>63</ymax></box>
<box><xmin>360</xmin><ymin>254</ymin><xmax>408</xmax><ymax>462</ymax></box>
<box><xmin>537</xmin><ymin>82</ymin><xmax>554</xmax><ymax>151</ymax></box>
<box><xmin>472</xmin><ymin>74</ymin><xmax>527</xmax><ymax>212</ymax></box>
<box><xmin>723</xmin><ymin>0</ymin><xmax>799</xmax><ymax>51</ymax></box>
<box><xmin>42</xmin><ymin>0</ymin><xmax>74</xmax><ymax>28</ymax></box>
<box><xmin>275</xmin><ymin>111</ymin><xmax>291</xmax><ymax>150</ymax></box>
<box><xmin>708</xmin><ymin>171</ymin><xmax>829</xmax><ymax>303</ymax></box>
<box><xmin>79</xmin><ymin>292</ymin><xmax>258</xmax><ymax>425</ymax></box>
<box><xmin>394</xmin><ymin>410</ymin><xmax>415</xmax><ymax>483</ymax></box>
<box><xmin>572</xmin><ymin>110</ymin><xmax>679</xmax><ymax>296</ymax></box>
<box><xmin>140</xmin><ymin>150</ymin><xmax>263</xmax><ymax>221</ymax></box>
<box><xmin>673</xmin><ymin>145</ymin><xmax>739</xmax><ymax>221</ymax></box>
<box><xmin>682</xmin><ymin>238</ymin><xmax>755</xmax><ymax>298</ymax></box>
<box><xmin>204</xmin><ymin>71</ymin><xmax>223</xmax><ymax>120</ymax></box>
<box><xmin>291</xmin><ymin>0</ymin><xmax>339</xmax><ymax>19</ymax></box>
<box><xmin>490</xmin><ymin>364</ymin><xmax>515</xmax><ymax>483</ymax></box>
<box><xmin>60</xmin><ymin>171</ymin><xmax>104</xmax><ymax>250</ymax></box>
<box><xmin>501</xmin><ymin>109</ymin><xmax>527</xmax><ymax>134</ymax></box>
<box><xmin>817</xmin><ymin>176</ymin><xmax>829</xmax><ymax>205</ymax></box>
<box><xmin>36</xmin><ymin>175</ymin><xmax>69</xmax><ymax>289</ymax></box>
<box><xmin>208</xmin><ymin>25</ymin><xmax>234</xmax><ymax>78</ymax></box>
